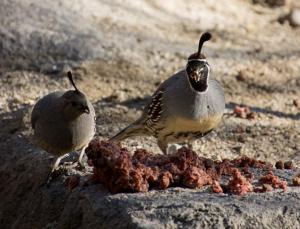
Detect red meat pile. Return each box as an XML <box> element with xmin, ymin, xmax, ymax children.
<box><xmin>233</xmin><ymin>105</ymin><xmax>255</xmax><ymax>119</ymax></box>
<box><xmin>85</xmin><ymin>140</ymin><xmax>292</xmax><ymax>195</ymax></box>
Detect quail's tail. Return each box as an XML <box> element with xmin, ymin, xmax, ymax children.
<box><xmin>109</xmin><ymin>120</ymin><xmax>148</xmax><ymax>142</ymax></box>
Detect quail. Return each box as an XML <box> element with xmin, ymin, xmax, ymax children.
<box><xmin>110</xmin><ymin>32</ymin><xmax>225</xmax><ymax>154</ymax></box>
<box><xmin>31</xmin><ymin>71</ymin><xmax>96</xmax><ymax>178</ymax></box>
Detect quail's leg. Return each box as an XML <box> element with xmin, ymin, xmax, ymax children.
<box><xmin>77</xmin><ymin>145</ymin><xmax>87</xmax><ymax>170</ymax></box>
<box><xmin>46</xmin><ymin>153</ymin><xmax>69</xmax><ymax>185</ymax></box>
<box><xmin>52</xmin><ymin>154</ymin><xmax>70</xmax><ymax>172</ymax></box>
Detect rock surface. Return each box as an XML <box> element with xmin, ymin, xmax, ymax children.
<box><xmin>1</xmin><ymin>156</ymin><xmax>300</xmax><ymax>229</ymax></box>
<box><xmin>0</xmin><ymin>0</ymin><xmax>300</xmax><ymax>228</ymax></box>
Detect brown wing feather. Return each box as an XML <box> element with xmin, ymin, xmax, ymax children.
<box><xmin>143</xmin><ymin>71</ymin><xmax>183</xmax><ymax>134</ymax></box>
<box><xmin>147</xmin><ymin>90</ymin><xmax>163</xmax><ymax>122</ymax></box>
<box><xmin>144</xmin><ymin>90</ymin><xmax>164</xmax><ymax>134</ymax></box>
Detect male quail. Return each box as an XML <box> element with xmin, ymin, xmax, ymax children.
<box><xmin>110</xmin><ymin>32</ymin><xmax>225</xmax><ymax>153</ymax></box>
<box><xmin>31</xmin><ymin>71</ymin><xmax>95</xmax><ymax>178</ymax></box>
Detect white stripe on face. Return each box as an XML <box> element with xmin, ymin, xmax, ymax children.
<box><xmin>187</xmin><ymin>59</ymin><xmax>207</xmax><ymax>63</ymax></box>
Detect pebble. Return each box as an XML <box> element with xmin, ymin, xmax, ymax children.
<box><xmin>293</xmin><ymin>176</ymin><xmax>300</xmax><ymax>186</ymax></box>
<box><xmin>284</xmin><ymin>161</ymin><xmax>294</xmax><ymax>169</ymax></box>
<box><xmin>275</xmin><ymin>160</ymin><xmax>284</xmax><ymax>169</ymax></box>
<box><xmin>262</xmin><ymin>184</ymin><xmax>273</xmax><ymax>192</ymax></box>
<box><xmin>293</xmin><ymin>99</ymin><xmax>300</xmax><ymax>108</ymax></box>
<box><xmin>236</xmin><ymin>71</ymin><xmax>246</xmax><ymax>82</ymax></box>
<box><xmin>288</xmin><ymin>8</ymin><xmax>300</xmax><ymax>27</ymax></box>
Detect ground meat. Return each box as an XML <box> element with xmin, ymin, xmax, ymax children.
<box><xmin>225</xmin><ymin>168</ymin><xmax>253</xmax><ymax>195</ymax></box>
<box><xmin>158</xmin><ymin>171</ymin><xmax>173</xmax><ymax>189</ymax></box>
<box><xmin>86</xmin><ymin>141</ymin><xmax>217</xmax><ymax>192</ymax></box>
<box><xmin>292</xmin><ymin>174</ymin><xmax>300</xmax><ymax>186</ymax></box>
<box><xmin>85</xmin><ymin>139</ymin><xmax>294</xmax><ymax>195</ymax></box>
<box><xmin>183</xmin><ymin>166</ymin><xmax>212</xmax><ymax>188</ymax></box>
<box><xmin>243</xmin><ymin>168</ymin><xmax>254</xmax><ymax>181</ymax></box>
<box><xmin>259</xmin><ymin>171</ymin><xmax>287</xmax><ymax>191</ymax></box>
<box><xmin>211</xmin><ymin>181</ymin><xmax>223</xmax><ymax>193</ymax></box>
<box><xmin>230</xmin><ymin>156</ymin><xmax>272</xmax><ymax>169</ymax></box>
<box><xmin>233</xmin><ymin>105</ymin><xmax>255</xmax><ymax>119</ymax></box>
<box><xmin>254</xmin><ymin>184</ymin><xmax>273</xmax><ymax>193</ymax></box>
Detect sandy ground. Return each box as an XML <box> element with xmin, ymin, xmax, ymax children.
<box><xmin>0</xmin><ymin>0</ymin><xmax>300</xmax><ymax>166</ymax></box>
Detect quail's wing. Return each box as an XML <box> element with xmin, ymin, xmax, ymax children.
<box><xmin>142</xmin><ymin>71</ymin><xmax>182</xmax><ymax>128</ymax></box>
<box><xmin>31</xmin><ymin>92</ymin><xmax>64</xmax><ymax>129</ymax></box>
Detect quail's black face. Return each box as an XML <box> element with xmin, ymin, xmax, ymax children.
<box><xmin>186</xmin><ymin>32</ymin><xmax>212</xmax><ymax>93</ymax></box>
<box><xmin>186</xmin><ymin>59</ymin><xmax>210</xmax><ymax>93</ymax></box>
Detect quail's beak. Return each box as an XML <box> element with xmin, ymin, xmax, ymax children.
<box><xmin>190</xmin><ymin>69</ymin><xmax>204</xmax><ymax>82</ymax></box>
<box><xmin>81</xmin><ymin>106</ymin><xmax>90</xmax><ymax>114</ymax></box>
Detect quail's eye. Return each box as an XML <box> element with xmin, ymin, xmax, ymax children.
<box><xmin>71</xmin><ymin>101</ymin><xmax>77</xmax><ymax>107</ymax></box>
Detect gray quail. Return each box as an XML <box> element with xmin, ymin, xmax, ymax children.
<box><xmin>31</xmin><ymin>71</ymin><xmax>95</xmax><ymax>179</ymax></box>
<box><xmin>110</xmin><ymin>32</ymin><xmax>225</xmax><ymax>153</ymax></box>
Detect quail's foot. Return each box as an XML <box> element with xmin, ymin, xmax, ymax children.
<box><xmin>73</xmin><ymin>160</ymin><xmax>86</xmax><ymax>171</ymax></box>
<box><xmin>45</xmin><ymin>154</ymin><xmax>70</xmax><ymax>185</ymax></box>
<box><xmin>45</xmin><ymin>167</ymin><xmax>68</xmax><ymax>186</ymax></box>
<box><xmin>63</xmin><ymin>161</ymin><xmax>74</xmax><ymax>166</ymax></box>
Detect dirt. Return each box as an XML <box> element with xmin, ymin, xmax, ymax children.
<box><xmin>0</xmin><ymin>0</ymin><xmax>299</xmax><ymax>228</ymax></box>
